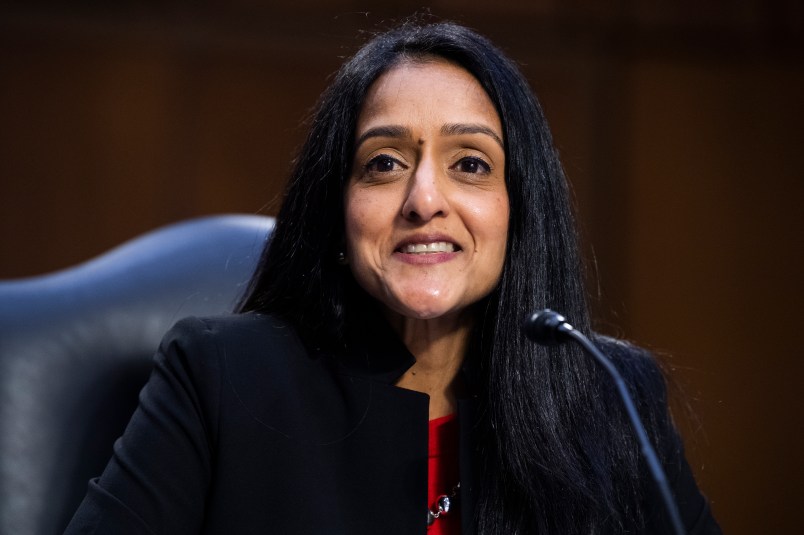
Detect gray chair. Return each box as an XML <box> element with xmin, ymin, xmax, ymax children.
<box><xmin>0</xmin><ymin>214</ymin><xmax>274</xmax><ymax>535</ymax></box>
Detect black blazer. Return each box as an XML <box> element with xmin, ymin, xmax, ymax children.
<box><xmin>65</xmin><ymin>313</ymin><xmax>719</xmax><ymax>534</ymax></box>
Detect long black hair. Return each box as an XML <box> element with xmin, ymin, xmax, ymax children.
<box><xmin>239</xmin><ymin>20</ymin><xmax>673</xmax><ymax>534</ymax></box>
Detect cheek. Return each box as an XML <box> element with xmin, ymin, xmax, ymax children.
<box><xmin>344</xmin><ymin>191</ymin><xmax>384</xmax><ymax>267</ymax></box>
<box><xmin>485</xmin><ymin>195</ymin><xmax>510</xmax><ymax>271</ymax></box>
<box><xmin>345</xmin><ymin>202</ymin><xmax>369</xmax><ymax>249</ymax></box>
<box><xmin>343</xmin><ymin>188</ymin><xmax>365</xmax><ymax>243</ymax></box>
<box><xmin>344</xmin><ymin>186</ymin><xmax>399</xmax><ymax>245</ymax></box>
<box><xmin>497</xmin><ymin>197</ymin><xmax>510</xmax><ymax>240</ymax></box>
<box><xmin>343</xmin><ymin>206</ymin><xmax>359</xmax><ymax>250</ymax></box>
<box><xmin>343</xmin><ymin>195</ymin><xmax>390</xmax><ymax>303</ymax></box>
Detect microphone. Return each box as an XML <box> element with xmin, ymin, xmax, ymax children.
<box><xmin>522</xmin><ymin>309</ymin><xmax>574</xmax><ymax>345</ymax></box>
<box><xmin>522</xmin><ymin>309</ymin><xmax>686</xmax><ymax>535</ymax></box>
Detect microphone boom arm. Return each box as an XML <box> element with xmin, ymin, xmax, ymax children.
<box><xmin>524</xmin><ymin>310</ymin><xmax>686</xmax><ymax>535</ymax></box>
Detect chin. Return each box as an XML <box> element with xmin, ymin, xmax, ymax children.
<box><xmin>406</xmin><ymin>309</ymin><xmax>447</xmax><ymax>320</ymax></box>
<box><xmin>392</xmin><ymin>301</ymin><xmax>465</xmax><ymax>322</ymax></box>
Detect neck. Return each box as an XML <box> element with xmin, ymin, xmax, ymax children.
<box><xmin>386</xmin><ymin>310</ymin><xmax>473</xmax><ymax>419</ymax></box>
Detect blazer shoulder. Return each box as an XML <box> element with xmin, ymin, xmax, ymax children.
<box><xmin>166</xmin><ymin>313</ymin><xmax>302</xmax><ymax>349</ymax></box>
<box><xmin>592</xmin><ymin>334</ymin><xmax>666</xmax><ymax>393</ymax></box>
<box><xmin>591</xmin><ymin>334</ymin><xmax>673</xmax><ymax>444</ymax></box>
<box><xmin>157</xmin><ymin>313</ymin><xmax>309</xmax><ymax>376</ymax></box>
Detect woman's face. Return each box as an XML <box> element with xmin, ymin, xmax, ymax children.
<box><xmin>344</xmin><ymin>59</ymin><xmax>509</xmax><ymax>322</ymax></box>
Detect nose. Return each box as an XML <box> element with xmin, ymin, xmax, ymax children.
<box><xmin>401</xmin><ymin>160</ymin><xmax>450</xmax><ymax>222</ymax></box>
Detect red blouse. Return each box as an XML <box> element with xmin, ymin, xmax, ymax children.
<box><xmin>427</xmin><ymin>414</ymin><xmax>461</xmax><ymax>535</ymax></box>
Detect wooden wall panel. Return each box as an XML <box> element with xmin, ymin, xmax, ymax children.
<box><xmin>0</xmin><ymin>25</ymin><xmax>339</xmax><ymax>277</ymax></box>
<box><xmin>626</xmin><ymin>59</ymin><xmax>804</xmax><ymax>534</ymax></box>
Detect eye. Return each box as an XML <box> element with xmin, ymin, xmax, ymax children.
<box><xmin>453</xmin><ymin>156</ymin><xmax>491</xmax><ymax>174</ymax></box>
<box><xmin>365</xmin><ymin>154</ymin><xmax>405</xmax><ymax>173</ymax></box>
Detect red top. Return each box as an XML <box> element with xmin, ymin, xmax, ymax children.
<box><xmin>427</xmin><ymin>414</ymin><xmax>461</xmax><ymax>535</ymax></box>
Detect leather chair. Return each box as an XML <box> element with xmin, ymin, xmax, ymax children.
<box><xmin>0</xmin><ymin>214</ymin><xmax>274</xmax><ymax>535</ymax></box>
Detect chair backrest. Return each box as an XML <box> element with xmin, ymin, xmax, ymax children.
<box><xmin>0</xmin><ymin>214</ymin><xmax>274</xmax><ymax>535</ymax></box>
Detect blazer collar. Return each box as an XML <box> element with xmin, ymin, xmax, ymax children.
<box><xmin>335</xmin><ymin>298</ymin><xmax>482</xmax><ymax>391</ymax></box>
<box><xmin>337</xmin><ymin>305</ymin><xmax>416</xmax><ymax>385</ymax></box>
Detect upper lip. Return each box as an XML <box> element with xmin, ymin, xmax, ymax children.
<box><xmin>394</xmin><ymin>233</ymin><xmax>462</xmax><ymax>252</ymax></box>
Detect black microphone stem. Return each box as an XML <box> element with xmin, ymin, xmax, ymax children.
<box><xmin>556</xmin><ymin>322</ymin><xmax>686</xmax><ymax>535</ymax></box>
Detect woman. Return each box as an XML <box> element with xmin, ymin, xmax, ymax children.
<box><xmin>66</xmin><ymin>21</ymin><xmax>720</xmax><ymax>534</ymax></box>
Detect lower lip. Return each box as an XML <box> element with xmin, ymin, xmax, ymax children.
<box><xmin>393</xmin><ymin>251</ymin><xmax>460</xmax><ymax>265</ymax></box>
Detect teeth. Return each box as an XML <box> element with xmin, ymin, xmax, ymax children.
<box><xmin>402</xmin><ymin>242</ymin><xmax>456</xmax><ymax>254</ymax></box>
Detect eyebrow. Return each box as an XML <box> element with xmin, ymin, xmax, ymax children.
<box><xmin>354</xmin><ymin>123</ymin><xmax>504</xmax><ymax>151</ymax></box>
<box><xmin>441</xmin><ymin>123</ymin><xmax>504</xmax><ymax>149</ymax></box>
<box><xmin>355</xmin><ymin>125</ymin><xmax>412</xmax><ymax>150</ymax></box>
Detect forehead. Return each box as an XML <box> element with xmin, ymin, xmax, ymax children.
<box><xmin>356</xmin><ymin>59</ymin><xmax>502</xmax><ymax>134</ymax></box>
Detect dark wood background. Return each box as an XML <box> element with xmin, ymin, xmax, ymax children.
<box><xmin>2</xmin><ymin>2</ymin><xmax>802</xmax><ymax>533</ymax></box>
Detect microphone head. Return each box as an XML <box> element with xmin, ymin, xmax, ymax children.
<box><xmin>522</xmin><ymin>309</ymin><xmax>570</xmax><ymax>345</ymax></box>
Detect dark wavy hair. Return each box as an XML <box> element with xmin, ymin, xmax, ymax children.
<box><xmin>239</xmin><ymin>20</ymin><xmax>672</xmax><ymax>534</ymax></box>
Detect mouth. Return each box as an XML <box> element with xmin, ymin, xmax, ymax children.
<box><xmin>394</xmin><ymin>236</ymin><xmax>462</xmax><ymax>255</ymax></box>
<box><xmin>398</xmin><ymin>241</ymin><xmax>457</xmax><ymax>254</ymax></box>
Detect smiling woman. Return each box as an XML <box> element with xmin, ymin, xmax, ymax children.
<box><xmin>345</xmin><ymin>58</ymin><xmax>510</xmax><ymax>422</ymax></box>
<box><xmin>65</xmin><ymin>20</ymin><xmax>721</xmax><ymax>535</ymax></box>
<box><xmin>346</xmin><ymin>59</ymin><xmax>508</xmax><ymax>321</ymax></box>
